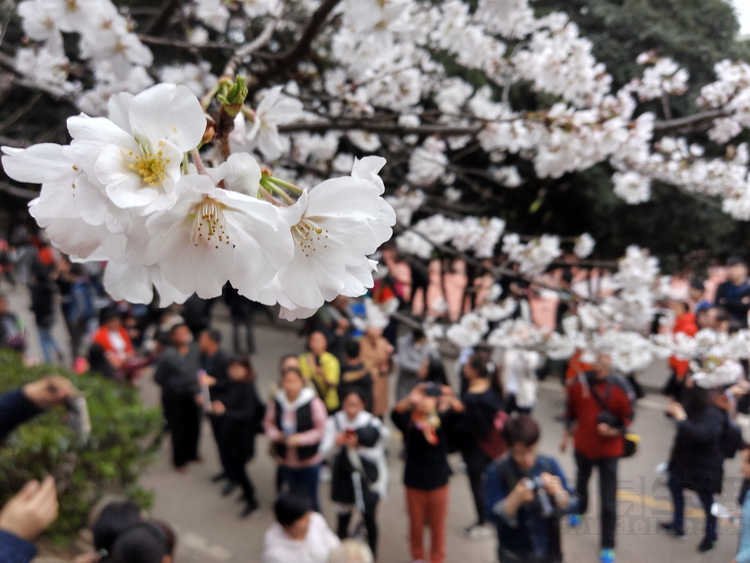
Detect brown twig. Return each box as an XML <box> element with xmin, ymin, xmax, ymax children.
<box><xmin>251</xmin><ymin>0</ymin><xmax>342</xmax><ymax>88</ymax></box>
<box><xmin>146</xmin><ymin>0</ymin><xmax>183</xmax><ymax>36</ymax></box>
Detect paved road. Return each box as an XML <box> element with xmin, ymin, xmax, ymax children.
<box><xmin>4</xmin><ymin>283</ymin><xmax>745</xmax><ymax>563</ymax></box>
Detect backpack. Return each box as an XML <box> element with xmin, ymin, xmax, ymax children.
<box><xmin>477</xmin><ymin>409</ymin><xmax>509</xmax><ymax>459</ymax></box>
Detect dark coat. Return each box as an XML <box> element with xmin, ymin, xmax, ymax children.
<box><xmin>0</xmin><ymin>389</ymin><xmax>42</xmax><ymax>442</ymax></box>
<box><xmin>331</xmin><ymin>424</ymin><xmax>381</xmax><ymax>506</ymax></box>
<box><xmin>668</xmin><ymin>404</ymin><xmax>727</xmax><ymax>494</ymax></box>
<box><xmin>221</xmin><ymin>381</ymin><xmax>265</xmax><ymax>461</ymax></box>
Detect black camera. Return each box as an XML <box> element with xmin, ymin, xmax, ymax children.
<box><xmin>524</xmin><ymin>476</ymin><xmax>554</xmax><ymax>518</ymax></box>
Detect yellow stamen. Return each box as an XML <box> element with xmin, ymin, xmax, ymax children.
<box><xmin>191</xmin><ymin>198</ymin><xmax>231</xmax><ymax>249</ymax></box>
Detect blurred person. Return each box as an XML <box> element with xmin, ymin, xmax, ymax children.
<box><xmin>0</xmin><ymin>476</ymin><xmax>59</xmax><ymax>563</ymax></box>
<box><xmin>688</xmin><ymin>278</ymin><xmax>711</xmax><ymax>313</ymax></box>
<box><xmin>198</xmin><ymin>329</ymin><xmax>233</xmax><ymax>487</ymax></box>
<box><xmin>338</xmin><ymin>340</ymin><xmax>374</xmax><ymax>413</ymax></box>
<box><xmin>321</xmin><ymin>390</ymin><xmax>388</xmax><ymax>558</ymax></box>
<box><xmin>662</xmin><ymin>300</ymin><xmax>698</xmax><ymax>401</ymax></box>
<box><xmin>182</xmin><ymin>293</ymin><xmax>214</xmax><ymax>341</ymax></box>
<box><xmin>28</xmin><ymin>268</ymin><xmax>63</xmax><ymax>364</ymax></box>
<box><xmin>91</xmin><ymin>308</ymin><xmax>149</xmax><ymax>383</ymax></box>
<box><xmin>262</xmin><ymin>491</ymin><xmax>340</xmax><ymax>563</ymax></box>
<box><xmin>153</xmin><ymin>323</ymin><xmax>202</xmax><ymax>471</ymax></box>
<box><xmin>485</xmin><ymin>415</ymin><xmax>576</xmax><ymax>563</ymax></box>
<box><xmin>0</xmin><ymin>375</ymin><xmax>75</xmax><ymax>562</ymax></box>
<box><xmin>495</xmin><ymin>347</ymin><xmax>542</xmax><ymax>414</ymax></box>
<box><xmin>223</xmin><ymin>283</ymin><xmax>257</xmax><ymax>355</ymax></box>
<box><xmin>91</xmin><ymin>501</ymin><xmax>142</xmax><ymax>560</ymax></box>
<box><xmin>1</xmin><ymin>375</ymin><xmax>78</xmax><ymax>439</ymax></box>
<box><xmin>391</xmin><ymin>382</ymin><xmax>464</xmax><ymax>563</ymax></box>
<box><xmin>0</xmin><ymin>237</ymin><xmax>15</xmax><ymax>289</ymax></box>
<box><xmin>61</xmin><ymin>264</ymin><xmax>96</xmax><ymax>362</ymax></box>
<box><xmin>359</xmin><ymin>324</ymin><xmax>394</xmax><ymax>419</ymax></box>
<box><xmin>459</xmin><ymin>353</ymin><xmax>505</xmax><ymax>539</ymax></box>
<box><xmin>299</xmin><ymin>331</ymin><xmax>341</xmax><ymax>414</ymax></box>
<box><xmin>210</xmin><ymin>355</ymin><xmax>265</xmax><ymax>518</ymax></box>
<box><xmin>0</xmin><ymin>292</ymin><xmax>26</xmax><ymax>354</ymax></box>
<box><xmin>715</xmin><ymin>257</ymin><xmax>750</xmax><ymax>329</ymax></box>
<box><xmin>734</xmin><ymin>447</ymin><xmax>750</xmax><ymax>563</ymax></box>
<box><xmin>326</xmin><ymin>539</ymin><xmax>373</xmax><ymax>563</ymax></box>
<box><xmin>561</xmin><ymin>352</ymin><xmax>634</xmax><ymax>563</ymax></box>
<box><xmin>660</xmin><ymin>384</ymin><xmax>734</xmax><ymax>553</ymax></box>
<box><xmin>312</xmin><ymin>296</ymin><xmax>354</xmax><ymax>361</ymax></box>
<box><xmin>101</xmin><ymin>521</ymin><xmax>172</xmax><ymax>563</ymax></box>
<box><xmin>395</xmin><ymin>328</ymin><xmax>435</xmax><ymax>401</ymax></box>
<box><xmin>263</xmin><ymin>365</ymin><xmax>327</xmax><ymax>512</ymax></box>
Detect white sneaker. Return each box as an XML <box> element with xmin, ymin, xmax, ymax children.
<box><xmin>320</xmin><ymin>466</ymin><xmax>332</xmax><ymax>483</ymax></box>
<box><xmin>464</xmin><ymin>523</ymin><xmax>493</xmax><ymax>538</ymax></box>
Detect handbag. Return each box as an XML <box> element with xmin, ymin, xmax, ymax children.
<box><xmin>590</xmin><ymin>379</ymin><xmax>639</xmax><ymax>459</ymax></box>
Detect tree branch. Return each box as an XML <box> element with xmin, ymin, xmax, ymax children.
<box><xmin>279</xmin><ymin>119</ymin><xmax>483</xmax><ymax>136</ymax></box>
<box><xmin>222</xmin><ymin>18</ymin><xmax>278</xmax><ymax>78</ymax></box>
<box><xmin>137</xmin><ymin>34</ymin><xmax>235</xmax><ymax>51</ymax></box>
<box><xmin>652</xmin><ymin>109</ymin><xmax>725</xmax><ymax>133</ymax></box>
<box><xmin>146</xmin><ymin>0</ymin><xmax>183</xmax><ymax>36</ymax></box>
<box><xmin>252</xmin><ymin>0</ymin><xmax>342</xmax><ymax>86</ymax></box>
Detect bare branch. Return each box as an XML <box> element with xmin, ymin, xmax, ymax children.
<box><xmin>652</xmin><ymin>109</ymin><xmax>725</xmax><ymax>133</ymax></box>
<box><xmin>279</xmin><ymin>119</ymin><xmax>483</xmax><ymax>136</ymax></box>
<box><xmin>146</xmin><ymin>0</ymin><xmax>183</xmax><ymax>36</ymax></box>
<box><xmin>137</xmin><ymin>34</ymin><xmax>235</xmax><ymax>51</ymax></box>
<box><xmin>252</xmin><ymin>0</ymin><xmax>342</xmax><ymax>87</ymax></box>
<box><xmin>222</xmin><ymin>19</ymin><xmax>278</xmax><ymax>78</ymax></box>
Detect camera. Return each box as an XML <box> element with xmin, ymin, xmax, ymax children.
<box><xmin>523</xmin><ymin>476</ymin><xmax>554</xmax><ymax>518</ymax></box>
<box><xmin>66</xmin><ymin>396</ymin><xmax>91</xmax><ymax>437</ymax></box>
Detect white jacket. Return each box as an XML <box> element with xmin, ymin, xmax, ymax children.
<box><xmin>261</xmin><ymin>512</ymin><xmax>340</xmax><ymax>563</ymax></box>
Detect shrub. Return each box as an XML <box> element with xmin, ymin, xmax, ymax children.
<box><xmin>0</xmin><ymin>351</ymin><xmax>162</xmax><ymax>546</ymax></box>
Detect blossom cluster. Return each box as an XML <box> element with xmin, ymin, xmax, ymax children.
<box><xmin>2</xmin><ymin>84</ymin><xmax>396</xmax><ymax>320</ymax></box>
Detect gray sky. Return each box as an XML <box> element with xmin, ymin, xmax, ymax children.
<box><xmin>735</xmin><ymin>0</ymin><xmax>750</xmax><ymax>34</ymax></box>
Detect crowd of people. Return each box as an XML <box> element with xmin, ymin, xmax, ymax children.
<box><xmin>5</xmin><ymin>230</ymin><xmax>750</xmax><ymax>562</ymax></box>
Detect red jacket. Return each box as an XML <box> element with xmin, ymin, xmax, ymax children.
<box><xmin>565</xmin><ymin>373</ymin><xmax>634</xmax><ymax>459</ymax></box>
<box><xmin>669</xmin><ymin>312</ymin><xmax>698</xmax><ymax>379</ymax></box>
<box><xmin>92</xmin><ymin>326</ymin><xmax>134</xmax><ymax>359</ymax></box>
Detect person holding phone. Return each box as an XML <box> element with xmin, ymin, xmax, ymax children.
<box><xmin>299</xmin><ymin>331</ymin><xmax>341</xmax><ymax>414</ymax></box>
<box><xmin>391</xmin><ymin>382</ymin><xmax>463</xmax><ymax>563</ymax></box>
<box><xmin>321</xmin><ymin>390</ymin><xmax>388</xmax><ymax>558</ymax></box>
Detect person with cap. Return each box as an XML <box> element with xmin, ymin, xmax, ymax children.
<box><xmin>715</xmin><ymin>257</ymin><xmax>750</xmax><ymax>329</ymax></box>
<box><xmin>391</xmin><ymin>382</ymin><xmax>464</xmax><ymax>563</ymax></box>
<box><xmin>561</xmin><ymin>352</ymin><xmax>634</xmax><ymax>563</ymax></box>
<box><xmin>660</xmin><ymin>361</ymin><xmax>743</xmax><ymax>554</ymax></box>
<box><xmin>321</xmin><ymin>389</ymin><xmax>388</xmax><ymax>558</ymax></box>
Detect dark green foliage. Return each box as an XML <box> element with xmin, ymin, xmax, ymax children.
<box><xmin>0</xmin><ymin>351</ymin><xmax>162</xmax><ymax>546</ymax></box>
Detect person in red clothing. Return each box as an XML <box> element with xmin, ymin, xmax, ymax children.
<box><xmin>662</xmin><ymin>301</ymin><xmax>698</xmax><ymax>401</ymax></box>
<box><xmin>90</xmin><ymin>308</ymin><xmax>149</xmax><ymax>383</ymax></box>
<box><xmin>560</xmin><ymin>352</ymin><xmax>634</xmax><ymax>563</ymax></box>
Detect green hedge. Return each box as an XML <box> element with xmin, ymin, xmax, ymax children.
<box><xmin>0</xmin><ymin>351</ymin><xmax>162</xmax><ymax>546</ymax></box>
